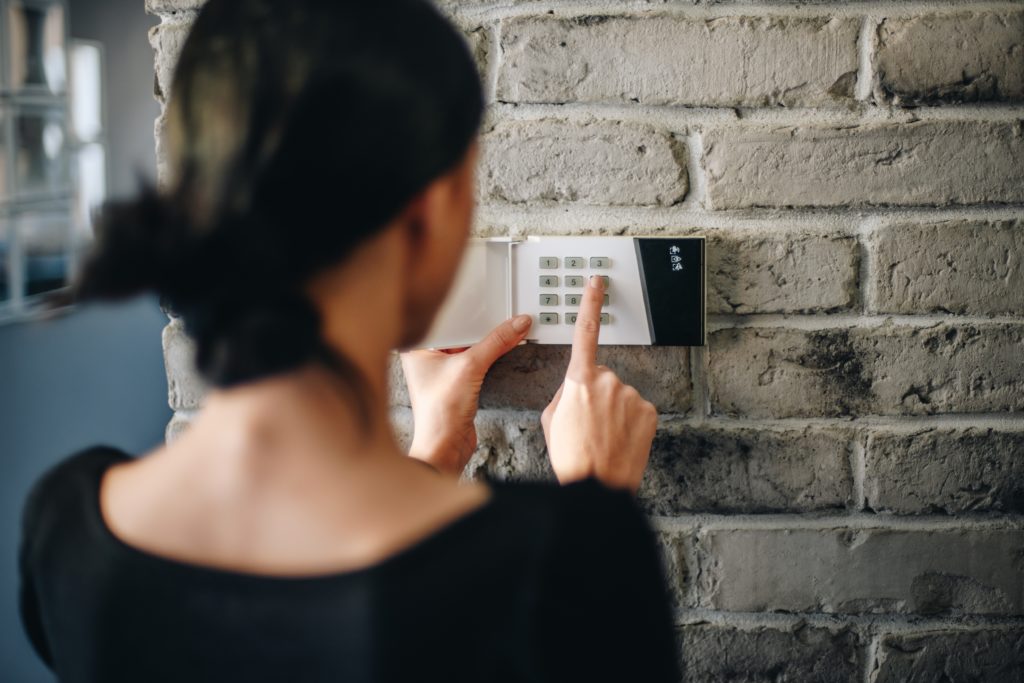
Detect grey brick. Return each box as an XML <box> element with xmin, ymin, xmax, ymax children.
<box><xmin>465</xmin><ymin>410</ymin><xmax>554</xmax><ymax>482</ymax></box>
<box><xmin>704</xmin><ymin>121</ymin><xmax>1024</xmax><ymax>209</ymax></box>
<box><xmin>462</xmin><ymin>25</ymin><xmax>490</xmax><ymax>84</ymax></box>
<box><xmin>146</xmin><ymin>0</ymin><xmax>202</xmax><ymax>15</ymax></box>
<box><xmin>498</xmin><ymin>15</ymin><xmax>859</xmax><ymax>107</ymax></box>
<box><xmin>708</xmin><ymin>324</ymin><xmax>1024</xmax><ymax>418</ymax></box>
<box><xmin>873</xmin><ymin>629</ymin><xmax>1024</xmax><ymax>683</ymax></box>
<box><xmin>165</xmin><ymin>411</ymin><xmax>194</xmax><ymax>443</ymax></box>
<box><xmin>657</xmin><ymin>531</ymin><xmax>691</xmax><ymax>610</ymax></box>
<box><xmin>865</xmin><ymin>428</ymin><xmax>1024</xmax><ymax>514</ymax></box>
<box><xmin>162</xmin><ymin>318</ymin><xmax>206</xmax><ymax>411</ymax></box>
<box><xmin>640</xmin><ymin>423</ymin><xmax>853</xmax><ymax>514</ymax></box>
<box><xmin>149</xmin><ymin>22</ymin><xmax>191</xmax><ymax>102</ymax></box>
<box><xmin>392</xmin><ymin>345</ymin><xmax>690</xmax><ymax>413</ymax></box>
<box><xmin>480</xmin><ymin>344</ymin><xmax>692</xmax><ymax>413</ymax></box>
<box><xmin>875</xmin><ymin>11</ymin><xmax>1024</xmax><ymax>105</ymax></box>
<box><xmin>709</xmin><ymin>232</ymin><xmax>858</xmax><ymax>314</ymax></box>
<box><xmin>868</xmin><ymin>220</ymin><xmax>1024</xmax><ymax>316</ymax></box>
<box><xmin>680</xmin><ymin>622</ymin><xmax>862</xmax><ymax>683</ymax></box>
<box><xmin>478</xmin><ymin>120</ymin><xmax>688</xmax><ymax>206</ymax></box>
<box><xmin>696</xmin><ymin>527</ymin><xmax>1024</xmax><ymax>615</ymax></box>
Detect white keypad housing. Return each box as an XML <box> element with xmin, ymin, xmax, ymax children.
<box><xmin>418</xmin><ymin>236</ymin><xmax>703</xmax><ymax>349</ymax></box>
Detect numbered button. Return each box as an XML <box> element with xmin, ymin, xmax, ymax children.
<box><xmin>565</xmin><ymin>275</ymin><xmax>585</xmax><ymax>287</ymax></box>
<box><xmin>565</xmin><ymin>313</ymin><xmax>610</xmax><ymax>325</ymax></box>
<box><xmin>539</xmin><ymin>313</ymin><xmax>559</xmax><ymax>325</ymax></box>
<box><xmin>565</xmin><ymin>257</ymin><xmax>585</xmax><ymax>268</ymax></box>
<box><xmin>565</xmin><ymin>294</ymin><xmax>608</xmax><ymax>306</ymax></box>
<box><xmin>590</xmin><ymin>257</ymin><xmax>610</xmax><ymax>268</ymax></box>
<box><xmin>540</xmin><ymin>294</ymin><xmax>559</xmax><ymax>306</ymax></box>
<box><xmin>539</xmin><ymin>257</ymin><xmax>558</xmax><ymax>269</ymax></box>
<box><xmin>540</xmin><ymin>275</ymin><xmax>559</xmax><ymax>287</ymax></box>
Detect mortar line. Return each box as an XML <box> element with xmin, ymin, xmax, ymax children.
<box><xmin>864</xmin><ymin>633</ymin><xmax>880</xmax><ymax>683</ymax></box>
<box><xmin>485</xmin><ymin>409</ymin><xmax>1024</xmax><ymax>431</ymax></box>
<box><xmin>474</xmin><ymin>204</ymin><xmax>1024</xmax><ymax>235</ymax></box>
<box><xmin>857</xmin><ymin>216</ymin><xmax>883</xmax><ymax>315</ymax></box>
<box><xmin>485</xmin><ymin>21</ymin><xmax>503</xmax><ymax>105</ymax></box>
<box><xmin>486</xmin><ymin>101</ymin><xmax>1024</xmax><ymax>130</ymax></box>
<box><xmin>653</xmin><ymin>512</ymin><xmax>1024</xmax><ymax>532</ymax></box>
<box><xmin>688</xmin><ymin>346</ymin><xmax>709</xmax><ymax>422</ymax></box>
<box><xmin>854</xmin><ymin>15</ymin><xmax>877</xmax><ymax>103</ymax></box>
<box><xmin>682</xmin><ymin>129</ymin><xmax>707</xmax><ymax>209</ymax></box>
<box><xmin>449</xmin><ymin>1</ymin><xmax>1024</xmax><ymax>24</ymax></box>
<box><xmin>147</xmin><ymin>8</ymin><xmax>200</xmax><ymax>24</ymax></box>
<box><xmin>671</xmin><ymin>607</ymin><xmax>1024</xmax><ymax>632</ymax></box>
<box><xmin>851</xmin><ymin>432</ymin><xmax>867</xmax><ymax>512</ymax></box>
<box><xmin>706</xmin><ymin>312</ymin><xmax>1024</xmax><ymax>330</ymax></box>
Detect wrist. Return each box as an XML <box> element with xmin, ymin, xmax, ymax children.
<box><xmin>408</xmin><ymin>436</ymin><xmax>464</xmax><ymax>476</ymax></box>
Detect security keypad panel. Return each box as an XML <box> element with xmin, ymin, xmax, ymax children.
<box><xmin>417</xmin><ymin>236</ymin><xmax>705</xmax><ymax>348</ymax></box>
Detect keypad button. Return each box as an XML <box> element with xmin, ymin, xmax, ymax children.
<box><xmin>565</xmin><ymin>276</ymin><xmax>585</xmax><ymax>287</ymax></box>
<box><xmin>564</xmin><ymin>293</ymin><xmax>609</xmax><ymax>306</ymax></box>
<box><xmin>590</xmin><ymin>257</ymin><xmax>610</xmax><ymax>268</ymax></box>
<box><xmin>539</xmin><ymin>257</ymin><xmax>558</xmax><ymax>269</ymax></box>
<box><xmin>540</xmin><ymin>294</ymin><xmax>559</xmax><ymax>306</ymax></box>
<box><xmin>598</xmin><ymin>275</ymin><xmax>610</xmax><ymax>288</ymax></box>
<box><xmin>539</xmin><ymin>312</ymin><xmax>559</xmax><ymax>325</ymax></box>
<box><xmin>540</xmin><ymin>275</ymin><xmax>559</xmax><ymax>287</ymax></box>
<box><xmin>565</xmin><ymin>257</ymin><xmax>585</xmax><ymax>268</ymax></box>
<box><xmin>565</xmin><ymin>312</ymin><xmax>610</xmax><ymax>325</ymax></box>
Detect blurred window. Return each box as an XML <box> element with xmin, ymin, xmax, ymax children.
<box><xmin>0</xmin><ymin>1</ymin><xmax>103</xmax><ymax>322</ymax></box>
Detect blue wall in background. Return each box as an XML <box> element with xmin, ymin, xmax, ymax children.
<box><xmin>2</xmin><ymin>0</ymin><xmax>165</xmax><ymax>676</ymax></box>
<box><xmin>0</xmin><ymin>296</ymin><xmax>172</xmax><ymax>681</ymax></box>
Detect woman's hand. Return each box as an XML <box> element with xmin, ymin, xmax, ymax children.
<box><xmin>400</xmin><ymin>315</ymin><xmax>532</xmax><ymax>476</ymax></box>
<box><xmin>541</xmin><ymin>276</ymin><xmax>657</xmax><ymax>493</ymax></box>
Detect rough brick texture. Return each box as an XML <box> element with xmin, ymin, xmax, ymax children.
<box><xmin>392</xmin><ymin>345</ymin><xmax>692</xmax><ymax>414</ymax></box>
<box><xmin>704</xmin><ymin>121</ymin><xmax>1024</xmax><ymax>209</ymax></box>
<box><xmin>864</xmin><ymin>428</ymin><xmax>1024</xmax><ymax>514</ymax></box>
<box><xmin>868</xmin><ymin>219</ymin><xmax>1024</xmax><ymax>316</ymax></box>
<box><xmin>696</xmin><ymin>527</ymin><xmax>1024</xmax><ymax>615</ymax></box>
<box><xmin>479</xmin><ymin>119</ymin><xmax>687</xmax><ymax>206</ymax></box>
<box><xmin>873</xmin><ymin>629</ymin><xmax>1024</xmax><ymax>683</ymax></box>
<box><xmin>709</xmin><ymin>324</ymin><xmax>1024</xmax><ymax>418</ymax></box>
<box><xmin>498</xmin><ymin>16</ymin><xmax>860</xmax><ymax>107</ymax></box>
<box><xmin>679</xmin><ymin>622</ymin><xmax>863</xmax><ymax>683</ymax></box>
<box><xmin>150</xmin><ymin>1</ymin><xmax>1024</xmax><ymax>680</ymax></box>
<box><xmin>641</xmin><ymin>423</ymin><xmax>853</xmax><ymax>514</ymax></box>
<box><xmin>875</xmin><ymin>11</ymin><xmax>1024</xmax><ymax>105</ymax></box>
<box><xmin>162</xmin><ymin>317</ymin><xmax>205</xmax><ymax>411</ymax></box>
<box><xmin>708</xmin><ymin>232</ymin><xmax>859</xmax><ymax>314</ymax></box>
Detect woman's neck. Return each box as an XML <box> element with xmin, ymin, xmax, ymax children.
<box><xmin>180</xmin><ymin>361</ymin><xmax>401</xmax><ymax>474</ymax></box>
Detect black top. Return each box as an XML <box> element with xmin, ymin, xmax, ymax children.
<box><xmin>19</xmin><ymin>447</ymin><xmax>680</xmax><ymax>683</ymax></box>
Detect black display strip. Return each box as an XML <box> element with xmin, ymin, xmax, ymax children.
<box><xmin>634</xmin><ymin>237</ymin><xmax>705</xmax><ymax>346</ymax></box>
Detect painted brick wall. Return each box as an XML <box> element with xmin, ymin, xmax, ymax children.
<box><xmin>149</xmin><ymin>1</ymin><xmax>1024</xmax><ymax>680</ymax></box>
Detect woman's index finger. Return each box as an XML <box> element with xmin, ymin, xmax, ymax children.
<box><xmin>568</xmin><ymin>276</ymin><xmax>605</xmax><ymax>373</ymax></box>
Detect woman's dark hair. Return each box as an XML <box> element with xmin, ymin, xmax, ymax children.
<box><xmin>76</xmin><ymin>0</ymin><xmax>483</xmax><ymax>388</ymax></box>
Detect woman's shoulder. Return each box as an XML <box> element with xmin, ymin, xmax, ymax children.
<box><xmin>22</xmin><ymin>446</ymin><xmax>131</xmax><ymax>548</ymax></box>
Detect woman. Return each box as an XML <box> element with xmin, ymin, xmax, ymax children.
<box><xmin>19</xmin><ymin>0</ymin><xmax>679</xmax><ymax>681</ymax></box>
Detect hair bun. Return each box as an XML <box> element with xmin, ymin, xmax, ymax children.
<box><xmin>75</xmin><ymin>188</ymin><xmax>195</xmax><ymax>302</ymax></box>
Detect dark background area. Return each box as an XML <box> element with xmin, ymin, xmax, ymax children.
<box><xmin>0</xmin><ymin>1</ymin><xmax>169</xmax><ymax>680</ymax></box>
